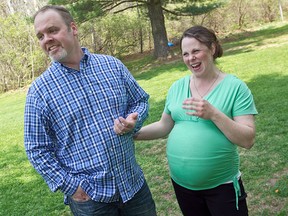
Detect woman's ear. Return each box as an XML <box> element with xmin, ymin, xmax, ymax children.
<box><xmin>211</xmin><ymin>43</ymin><xmax>216</xmax><ymax>56</ymax></box>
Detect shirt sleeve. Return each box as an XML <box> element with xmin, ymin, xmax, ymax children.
<box><xmin>24</xmin><ymin>91</ymin><xmax>80</xmax><ymax>196</ymax></box>
<box><xmin>118</xmin><ymin>60</ymin><xmax>150</xmax><ymax>133</ymax></box>
<box><xmin>232</xmin><ymin>79</ymin><xmax>258</xmax><ymax>117</ymax></box>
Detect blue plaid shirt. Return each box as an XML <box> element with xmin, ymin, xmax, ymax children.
<box><xmin>24</xmin><ymin>48</ymin><xmax>149</xmax><ymax>203</ymax></box>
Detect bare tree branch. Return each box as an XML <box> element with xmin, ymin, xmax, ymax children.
<box><xmin>162</xmin><ymin>6</ymin><xmax>194</xmax><ymax>17</ymax></box>
<box><xmin>113</xmin><ymin>4</ymin><xmax>146</xmax><ymax>14</ymax></box>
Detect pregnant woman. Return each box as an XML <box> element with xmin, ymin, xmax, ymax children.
<box><xmin>134</xmin><ymin>25</ymin><xmax>258</xmax><ymax>216</ymax></box>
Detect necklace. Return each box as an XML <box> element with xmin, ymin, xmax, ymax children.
<box><xmin>193</xmin><ymin>72</ymin><xmax>220</xmax><ymax>98</ymax></box>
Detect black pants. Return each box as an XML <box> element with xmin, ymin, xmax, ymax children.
<box><xmin>172</xmin><ymin>178</ymin><xmax>249</xmax><ymax>216</ymax></box>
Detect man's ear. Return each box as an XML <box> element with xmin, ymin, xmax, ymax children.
<box><xmin>70</xmin><ymin>22</ymin><xmax>78</xmax><ymax>36</ymax></box>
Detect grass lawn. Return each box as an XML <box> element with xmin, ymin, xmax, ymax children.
<box><xmin>1</xmin><ymin>22</ymin><xmax>288</xmax><ymax>215</ymax></box>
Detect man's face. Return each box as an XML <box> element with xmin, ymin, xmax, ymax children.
<box><xmin>34</xmin><ymin>9</ymin><xmax>77</xmax><ymax>63</ymax></box>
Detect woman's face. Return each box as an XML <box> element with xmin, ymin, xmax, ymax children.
<box><xmin>181</xmin><ymin>37</ymin><xmax>215</xmax><ymax>76</ymax></box>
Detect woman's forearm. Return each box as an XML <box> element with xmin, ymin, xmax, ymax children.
<box><xmin>134</xmin><ymin>113</ymin><xmax>174</xmax><ymax>140</ymax></box>
<box><xmin>134</xmin><ymin>121</ymin><xmax>170</xmax><ymax>140</ymax></box>
<box><xmin>212</xmin><ymin>111</ymin><xmax>256</xmax><ymax>149</ymax></box>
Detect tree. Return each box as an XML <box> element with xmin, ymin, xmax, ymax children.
<box><xmin>1</xmin><ymin>0</ymin><xmax>47</xmax><ymax>17</ymax></box>
<box><xmin>278</xmin><ymin>0</ymin><xmax>284</xmax><ymax>21</ymax></box>
<box><xmin>49</xmin><ymin>0</ymin><xmax>224</xmax><ymax>59</ymax></box>
<box><xmin>0</xmin><ymin>13</ymin><xmax>47</xmax><ymax>92</ymax></box>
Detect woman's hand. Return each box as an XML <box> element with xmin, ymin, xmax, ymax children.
<box><xmin>182</xmin><ymin>97</ymin><xmax>217</xmax><ymax>120</ymax></box>
<box><xmin>183</xmin><ymin>97</ymin><xmax>256</xmax><ymax>149</ymax></box>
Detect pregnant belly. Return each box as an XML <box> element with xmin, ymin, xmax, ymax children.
<box><xmin>166</xmin><ymin>121</ymin><xmax>239</xmax><ymax>190</ymax></box>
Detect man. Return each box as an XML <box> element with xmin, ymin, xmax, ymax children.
<box><xmin>24</xmin><ymin>5</ymin><xmax>156</xmax><ymax>216</ymax></box>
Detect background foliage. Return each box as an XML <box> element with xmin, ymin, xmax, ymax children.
<box><xmin>0</xmin><ymin>0</ymin><xmax>287</xmax><ymax>92</ymax></box>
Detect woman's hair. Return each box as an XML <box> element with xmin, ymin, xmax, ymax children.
<box><xmin>33</xmin><ymin>5</ymin><xmax>74</xmax><ymax>28</ymax></box>
<box><xmin>180</xmin><ymin>25</ymin><xmax>223</xmax><ymax>60</ymax></box>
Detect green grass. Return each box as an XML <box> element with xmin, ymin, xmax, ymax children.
<box><xmin>1</xmin><ymin>22</ymin><xmax>288</xmax><ymax>215</ymax></box>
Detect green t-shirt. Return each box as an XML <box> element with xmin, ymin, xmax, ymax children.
<box><xmin>164</xmin><ymin>74</ymin><xmax>258</xmax><ymax>190</ymax></box>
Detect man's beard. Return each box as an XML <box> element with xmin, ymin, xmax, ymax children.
<box><xmin>49</xmin><ymin>48</ymin><xmax>68</xmax><ymax>62</ymax></box>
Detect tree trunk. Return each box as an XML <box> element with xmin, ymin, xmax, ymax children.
<box><xmin>136</xmin><ymin>2</ymin><xmax>144</xmax><ymax>54</ymax></box>
<box><xmin>6</xmin><ymin>0</ymin><xmax>14</xmax><ymax>14</ymax></box>
<box><xmin>139</xmin><ymin>27</ymin><xmax>143</xmax><ymax>53</ymax></box>
<box><xmin>278</xmin><ymin>0</ymin><xmax>284</xmax><ymax>21</ymax></box>
<box><xmin>147</xmin><ymin>0</ymin><xmax>169</xmax><ymax>60</ymax></box>
<box><xmin>91</xmin><ymin>25</ymin><xmax>97</xmax><ymax>53</ymax></box>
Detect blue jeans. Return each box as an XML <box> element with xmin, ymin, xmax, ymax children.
<box><xmin>67</xmin><ymin>180</ymin><xmax>157</xmax><ymax>216</ymax></box>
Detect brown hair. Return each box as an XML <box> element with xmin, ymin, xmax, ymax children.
<box><xmin>180</xmin><ymin>25</ymin><xmax>223</xmax><ymax>60</ymax></box>
<box><xmin>33</xmin><ymin>5</ymin><xmax>74</xmax><ymax>28</ymax></box>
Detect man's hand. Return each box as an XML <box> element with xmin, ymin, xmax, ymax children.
<box><xmin>113</xmin><ymin>112</ymin><xmax>138</xmax><ymax>135</ymax></box>
<box><xmin>72</xmin><ymin>186</ymin><xmax>90</xmax><ymax>202</ymax></box>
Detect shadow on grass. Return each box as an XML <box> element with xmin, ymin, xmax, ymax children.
<box><xmin>144</xmin><ymin>98</ymin><xmax>166</xmax><ymax>125</ymax></box>
<box><xmin>247</xmin><ymin>73</ymin><xmax>288</xmax><ymax>132</ymax></box>
<box><xmin>221</xmin><ymin>23</ymin><xmax>288</xmax><ymax>56</ymax></box>
<box><xmin>243</xmin><ymin>74</ymin><xmax>288</xmax><ymax>167</ymax></box>
<box><xmin>133</xmin><ymin>61</ymin><xmax>186</xmax><ymax>81</ymax></box>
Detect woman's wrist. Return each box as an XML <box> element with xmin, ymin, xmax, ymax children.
<box><xmin>133</xmin><ymin>131</ymin><xmax>140</xmax><ymax>140</ymax></box>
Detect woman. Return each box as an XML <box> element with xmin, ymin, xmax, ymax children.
<box><xmin>133</xmin><ymin>26</ymin><xmax>258</xmax><ymax>216</ymax></box>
